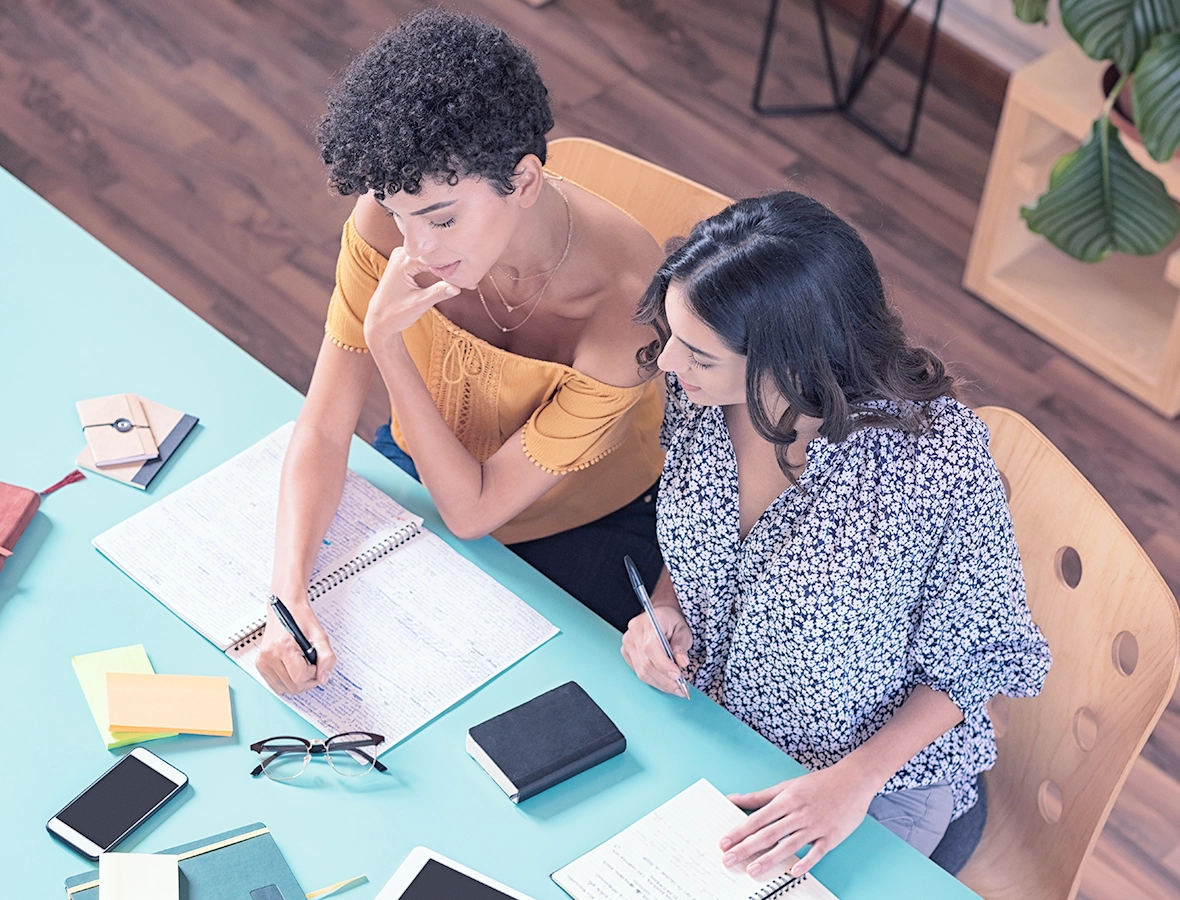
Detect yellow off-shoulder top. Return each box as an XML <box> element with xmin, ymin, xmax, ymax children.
<box><xmin>325</xmin><ymin>216</ymin><xmax>666</xmax><ymax>545</ymax></box>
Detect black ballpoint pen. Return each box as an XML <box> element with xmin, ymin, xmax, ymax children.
<box><xmin>270</xmin><ymin>595</ymin><xmax>318</xmax><ymax>666</ymax></box>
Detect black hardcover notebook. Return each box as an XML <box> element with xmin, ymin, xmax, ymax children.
<box><xmin>466</xmin><ymin>681</ymin><xmax>625</xmax><ymax>802</ymax></box>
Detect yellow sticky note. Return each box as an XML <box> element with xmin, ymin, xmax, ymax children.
<box><xmin>72</xmin><ymin>646</ymin><xmax>177</xmax><ymax>749</ymax></box>
<box><xmin>99</xmin><ymin>852</ymin><xmax>179</xmax><ymax>900</ymax></box>
<box><xmin>106</xmin><ymin>672</ymin><xmax>233</xmax><ymax>736</ymax></box>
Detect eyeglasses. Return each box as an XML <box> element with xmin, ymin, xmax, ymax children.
<box><xmin>249</xmin><ymin>732</ymin><xmax>387</xmax><ymax>780</ymax></box>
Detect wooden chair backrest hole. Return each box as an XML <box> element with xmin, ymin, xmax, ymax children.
<box><xmin>1055</xmin><ymin>545</ymin><xmax>1083</xmax><ymax>589</ymax></box>
<box><xmin>1072</xmin><ymin>708</ymin><xmax>1098</xmax><ymax>752</ymax></box>
<box><xmin>1038</xmin><ymin>779</ymin><xmax>1063</xmax><ymax>824</ymax></box>
<box><xmin>1112</xmin><ymin>631</ymin><xmax>1139</xmax><ymax>677</ymax></box>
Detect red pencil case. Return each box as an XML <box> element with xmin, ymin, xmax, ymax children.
<box><xmin>0</xmin><ymin>482</ymin><xmax>40</xmax><ymax>573</ymax></box>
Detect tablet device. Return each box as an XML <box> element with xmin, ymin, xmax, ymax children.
<box><xmin>376</xmin><ymin>847</ymin><xmax>537</xmax><ymax>900</ymax></box>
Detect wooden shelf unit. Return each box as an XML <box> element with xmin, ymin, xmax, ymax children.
<box><xmin>964</xmin><ymin>43</ymin><xmax>1180</xmax><ymax>417</ymax></box>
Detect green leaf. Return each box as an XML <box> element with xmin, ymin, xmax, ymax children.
<box><xmin>1022</xmin><ymin>119</ymin><xmax>1180</xmax><ymax>261</ymax></box>
<box><xmin>1061</xmin><ymin>0</ymin><xmax>1180</xmax><ymax>72</ymax></box>
<box><xmin>1132</xmin><ymin>31</ymin><xmax>1180</xmax><ymax>161</ymax></box>
<box><xmin>1014</xmin><ymin>0</ymin><xmax>1050</xmax><ymax>24</ymax></box>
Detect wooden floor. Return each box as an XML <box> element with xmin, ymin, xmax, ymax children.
<box><xmin>2</xmin><ymin>0</ymin><xmax>1178</xmax><ymax>896</ymax></box>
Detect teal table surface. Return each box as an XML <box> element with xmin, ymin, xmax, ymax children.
<box><xmin>0</xmin><ymin>167</ymin><xmax>980</xmax><ymax>899</ymax></box>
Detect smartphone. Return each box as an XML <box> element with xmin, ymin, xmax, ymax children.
<box><xmin>46</xmin><ymin>747</ymin><xmax>188</xmax><ymax>859</ymax></box>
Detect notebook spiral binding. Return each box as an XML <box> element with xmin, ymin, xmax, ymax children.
<box><xmin>229</xmin><ymin>521</ymin><xmax>421</xmax><ymax>651</ymax></box>
<box><xmin>748</xmin><ymin>871</ymin><xmax>809</xmax><ymax>900</ymax></box>
<box><xmin>306</xmin><ymin>521</ymin><xmax>420</xmax><ymax>602</ymax></box>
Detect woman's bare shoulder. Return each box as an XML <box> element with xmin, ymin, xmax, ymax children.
<box><xmin>565</xmin><ymin>181</ymin><xmax>663</xmax><ymax>270</ymax></box>
<box><xmin>564</xmin><ymin>187</ymin><xmax>665</xmax><ymax>387</ymax></box>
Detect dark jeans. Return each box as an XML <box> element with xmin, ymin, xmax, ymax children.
<box><xmin>374</xmin><ymin>423</ymin><xmax>663</xmax><ymax>631</ymax></box>
<box><xmin>929</xmin><ymin>774</ymin><xmax>987</xmax><ymax>875</ymax></box>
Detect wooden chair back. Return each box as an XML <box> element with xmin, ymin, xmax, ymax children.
<box><xmin>546</xmin><ymin>137</ymin><xmax>731</xmax><ymax>247</ymax></box>
<box><xmin>959</xmin><ymin>406</ymin><xmax>1180</xmax><ymax>900</ymax></box>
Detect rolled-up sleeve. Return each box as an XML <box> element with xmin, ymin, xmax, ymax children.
<box><xmin>521</xmin><ymin>374</ymin><xmax>652</xmax><ymax>474</ymax></box>
<box><xmin>325</xmin><ymin>217</ymin><xmax>388</xmax><ymax>353</ymax></box>
<box><xmin>911</xmin><ymin>448</ymin><xmax>1052</xmax><ymax>714</ymax></box>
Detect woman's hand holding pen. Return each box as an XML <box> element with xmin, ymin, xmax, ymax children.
<box><xmin>719</xmin><ymin>762</ymin><xmax>879</xmax><ymax>879</ymax></box>
<box><xmin>621</xmin><ymin>599</ymin><xmax>692</xmax><ymax>698</ymax></box>
<box><xmin>256</xmin><ymin>596</ymin><xmax>337</xmax><ymax>695</ymax></box>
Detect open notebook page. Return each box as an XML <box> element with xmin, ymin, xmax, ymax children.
<box><xmin>231</xmin><ymin>527</ymin><xmax>558</xmax><ymax>747</ymax></box>
<box><xmin>93</xmin><ymin>423</ymin><xmax>421</xmax><ymax>649</ymax></box>
<box><xmin>553</xmin><ymin>779</ymin><xmax>838</xmax><ymax>900</ymax></box>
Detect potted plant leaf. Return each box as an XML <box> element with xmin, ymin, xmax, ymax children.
<box><xmin>1014</xmin><ymin>0</ymin><xmax>1180</xmax><ymax>262</ymax></box>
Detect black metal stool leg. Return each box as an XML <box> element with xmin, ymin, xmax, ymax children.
<box><xmin>752</xmin><ymin>0</ymin><xmax>945</xmax><ymax>156</ymax></box>
<box><xmin>842</xmin><ymin>0</ymin><xmax>946</xmax><ymax>155</ymax></box>
<box><xmin>751</xmin><ymin>0</ymin><xmax>843</xmax><ymax>116</ymax></box>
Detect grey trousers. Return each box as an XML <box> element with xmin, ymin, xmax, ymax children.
<box><xmin>867</xmin><ymin>783</ymin><xmax>955</xmax><ymax>856</ymax></box>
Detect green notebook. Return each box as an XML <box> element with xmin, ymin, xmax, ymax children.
<box><xmin>63</xmin><ymin>822</ymin><xmax>305</xmax><ymax>900</ymax></box>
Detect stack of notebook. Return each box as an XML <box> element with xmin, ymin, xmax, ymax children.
<box><xmin>75</xmin><ymin>394</ymin><xmax>198</xmax><ymax>489</ymax></box>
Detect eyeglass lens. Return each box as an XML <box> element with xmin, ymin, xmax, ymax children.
<box><xmin>325</xmin><ymin>731</ymin><xmax>380</xmax><ymax>776</ymax></box>
<box><xmin>256</xmin><ymin>738</ymin><xmax>311</xmax><ymax>781</ymax></box>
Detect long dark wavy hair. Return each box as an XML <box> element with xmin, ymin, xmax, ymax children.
<box><xmin>636</xmin><ymin>191</ymin><xmax>955</xmax><ymax>477</ymax></box>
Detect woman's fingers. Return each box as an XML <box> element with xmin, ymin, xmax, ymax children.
<box><xmin>366</xmin><ymin>248</ymin><xmax>461</xmax><ymax>342</ymax></box>
<box><xmin>724</xmin><ymin>767</ymin><xmax>873</xmax><ymax>878</ymax></box>
<box><xmin>310</xmin><ymin>635</ymin><xmax>338</xmax><ymax>687</ymax></box>
<box><xmin>278</xmin><ymin>653</ymin><xmax>317</xmax><ymax>694</ymax></box>
<box><xmin>788</xmin><ymin>839</ymin><xmax>830</xmax><ymax>877</ymax></box>
<box><xmin>722</xmin><ymin>814</ymin><xmax>797</xmax><ymax>866</ymax></box>
<box><xmin>424</xmin><ymin>279</ymin><xmax>460</xmax><ymax>306</ymax></box>
<box><xmin>621</xmin><ymin>611</ymin><xmax>687</xmax><ymax>695</ymax></box>
<box><xmin>262</xmin><ymin>640</ymin><xmax>315</xmax><ymax>694</ymax></box>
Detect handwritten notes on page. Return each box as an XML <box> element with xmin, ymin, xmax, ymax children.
<box><xmin>230</xmin><ymin>527</ymin><xmax>557</xmax><ymax>745</ymax></box>
<box><xmin>552</xmin><ymin>780</ymin><xmax>839</xmax><ymax>900</ymax></box>
<box><xmin>93</xmin><ymin>423</ymin><xmax>422</xmax><ymax>649</ymax></box>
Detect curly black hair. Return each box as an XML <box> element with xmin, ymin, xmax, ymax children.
<box><xmin>317</xmin><ymin>9</ymin><xmax>553</xmax><ymax>199</ymax></box>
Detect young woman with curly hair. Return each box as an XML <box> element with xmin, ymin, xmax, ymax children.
<box><xmin>257</xmin><ymin>10</ymin><xmax>665</xmax><ymax>694</ymax></box>
<box><xmin>621</xmin><ymin>192</ymin><xmax>1050</xmax><ymax>876</ymax></box>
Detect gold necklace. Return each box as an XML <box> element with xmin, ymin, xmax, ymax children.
<box><xmin>477</xmin><ymin>182</ymin><xmax>572</xmax><ymax>334</ymax></box>
<box><xmin>487</xmin><ymin>270</ymin><xmax>532</xmax><ymax>313</ymax></box>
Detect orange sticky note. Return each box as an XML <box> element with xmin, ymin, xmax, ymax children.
<box><xmin>106</xmin><ymin>672</ymin><xmax>233</xmax><ymax>736</ymax></box>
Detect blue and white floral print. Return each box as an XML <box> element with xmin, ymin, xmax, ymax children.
<box><xmin>657</xmin><ymin>374</ymin><xmax>1051</xmax><ymax>819</ymax></box>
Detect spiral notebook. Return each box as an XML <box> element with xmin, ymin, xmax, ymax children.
<box><xmin>552</xmin><ymin>779</ymin><xmax>839</xmax><ymax>900</ymax></box>
<box><xmin>93</xmin><ymin>423</ymin><xmax>558</xmax><ymax>750</ymax></box>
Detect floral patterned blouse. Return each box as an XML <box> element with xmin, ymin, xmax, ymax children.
<box><xmin>657</xmin><ymin>374</ymin><xmax>1051</xmax><ymax>818</ymax></box>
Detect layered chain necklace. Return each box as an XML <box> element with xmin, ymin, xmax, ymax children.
<box><xmin>476</xmin><ymin>180</ymin><xmax>572</xmax><ymax>334</ymax></box>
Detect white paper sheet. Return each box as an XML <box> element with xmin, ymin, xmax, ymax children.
<box><xmin>552</xmin><ymin>780</ymin><xmax>839</xmax><ymax>900</ymax></box>
<box><xmin>98</xmin><ymin>852</ymin><xmax>179</xmax><ymax>900</ymax></box>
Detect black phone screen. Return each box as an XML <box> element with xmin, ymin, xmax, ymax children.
<box><xmin>56</xmin><ymin>754</ymin><xmax>181</xmax><ymax>849</ymax></box>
